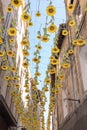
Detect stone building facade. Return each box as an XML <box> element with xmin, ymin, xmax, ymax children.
<box><xmin>52</xmin><ymin>0</ymin><xmax>87</xmax><ymax>130</ymax></box>
<box><xmin>0</xmin><ymin>0</ymin><xmax>28</xmax><ymax>130</ymax></box>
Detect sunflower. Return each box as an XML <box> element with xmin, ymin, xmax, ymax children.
<box><xmin>28</xmin><ymin>21</ymin><xmax>33</xmax><ymax>26</ymax></box>
<box><xmin>68</xmin><ymin>20</ymin><xmax>75</xmax><ymax>27</ymax></box>
<box><xmin>49</xmin><ymin>56</ymin><xmax>55</xmax><ymax>61</ymax></box>
<box><xmin>22</xmin><ymin>61</ymin><xmax>29</xmax><ymax>68</ymax></box>
<box><xmin>10</xmin><ymin>67</ymin><xmax>16</xmax><ymax>72</ymax></box>
<box><xmin>2</xmin><ymin>57</ymin><xmax>7</xmax><ymax>61</ymax></box>
<box><xmin>46</xmin><ymin>5</ymin><xmax>56</xmax><ymax>16</ymax></box>
<box><xmin>0</xmin><ymin>37</ymin><xmax>3</xmax><ymax>44</ymax></box>
<box><xmin>21</xmin><ymin>39</ymin><xmax>29</xmax><ymax>46</ymax></box>
<box><xmin>50</xmin><ymin>58</ymin><xmax>59</xmax><ymax>65</ymax></box>
<box><xmin>21</xmin><ymin>13</ymin><xmax>31</xmax><ymax>22</ymax></box>
<box><xmin>0</xmin><ymin>51</ymin><xmax>4</xmax><ymax>57</ymax></box>
<box><xmin>34</xmin><ymin>71</ymin><xmax>41</xmax><ymax>77</ymax></box>
<box><xmin>15</xmin><ymin>84</ymin><xmax>20</xmax><ymax>88</ymax></box>
<box><xmin>7</xmin><ymin>82</ymin><xmax>12</xmax><ymax>87</ymax></box>
<box><xmin>62</xmin><ymin>29</ymin><xmax>69</xmax><ymax>36</ymax></box>
<box><xmin>25</xmin><ymin>88</ymin><xmax>29</xmax><ymax>93</ymax></box>
<box><xmin>7</xmin><ymin>50</ymin><xmax>14</xmax><ymax>57</ymax></box>
<box><xmin>67</xmin><ymin>4</ymin><xmax>74</xmax><ymax>11</ymax></box>
<box><xmin>55</xmin><ymin>83</ymin><xmax>62</xmax><ymax>88</ymax></box>
<box><xmin>58</xmin><ymin>74</ymin><xmax>64</xmax><ymax>80</ymax></box>
<box><xmin>32</xmin><ymin>57</ymin><xmax>40</xmax><ymax>63</ymax></box>
<box><xmin>43</xmin><ymin>86</ymin><xmax>49</xmax><ymax>92</ymax></box>
<box><xmin>1</xmin><ymin>65</ymin><xmax>8</xmax><ymax>70</ymax></box>
<box><xmin>35</xmin><ymin>11</ymin><xmax>41</xmax><ymax>17</ymax></box>
<box><xmin>12</xmin><ymin>77</ymin><xmax>18</xmax><ymax>80</ymax></box>
<box><xmin>61</xmin><ymin>62</ymin><xmax>70</xmax><ymax>69</ymax></box>
<box><xmin>72</xmin><ymin>39</ymin><xmax>78</xmax><ymax>45</ymax></box>
<box><xmin>11</xmin><ymin>0</ymin><xmax>22</xmax><ymax>7</ymax></box>
<box><xmin>22</xmin><ymin>50</ymin><xmax>29</xmax><ymax>56</ymax></box>
<box><xmin>36</xmin><ymin>45</ymin><xmax>42</xmax><ymax>50</ymax></box>
<box><xmin>24</xmin><ymin>84</ymin><xmax>29</xmax><ymax>88</ymax></box>
<box><xmin>41</xmin><ymin>36</ymin><xmax>49</xmax><ymax>42</ymax></box>
<box><xmin>6</xmin><ymin>7</ymin><xmax>13</xmax><ymax>13</ymax></box>
<box><xmin>4</xmin><ymin>76</ymin><xmax>10</xmax><ymax>80</ymax></box>
<box><xmin>68</xmin><ymin>49</ymin><xmax>74</xmax><ymax>55</ymax></box>
<box><xmin>48</xmin><ymin>69</ymin><xmax>56</xmax><ymax>74</ymax></box>
<box><xmin>7</xmin><ymin>27</ymin><xmax>17</xmax><ymax>36</ymax></box>
<box><xmin>51</xmin><ymin>46</ymin><xmax>60</xmax><ymax>54</ymax></box>
<box><xmin>25</xmin><ymin>95</ymin><xmax>30</xmax><ymax>100</ymax></box>
<box><xmin>77</xmin><ymin>38</ymin><xmax>86</xmax><ymax>46</ymax></box>
<box><xmin>44</xmin><ymin>78</ymin><xmax>51</xmax><ymax>85</ymax></box>
<box><xmin>9</xmin><ymin>38</ymin><xmax>15</xmax><ymax>43</ymax></box>
<box><xmin>47</xmin><ymin>23</ymin><xmax>57</xmax><ymax>33</ymax></box>
<box><xmin>37</xmin><ymin>35</ymin><xmax>41</xmax><ymax>39</ymax></box>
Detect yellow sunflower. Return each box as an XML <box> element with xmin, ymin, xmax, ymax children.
<box><xmin>6</xmin><ymin>7</ymin><xmax>13</xmax><ymax>13</ymax></box>
<box><xmin>46</xmin><ymin>5</ymin><xmax>56</xmax><ymax>16</ymax></box>
<box><xmin>21</xmin><ymin>39</ymin><xmax>29</xmax><ymax>46</ymax></box>
<box><xmin>15</xmin><ymin>84</ymin><xmax>20</xmax><ymax>88</ymax></box>
<box><xmin>7</xmin><ymin>82</ymin><xmax>12</xmax><ymax>87</ymax></box>
<box><xmin>68</xmin><ymin>20</ymin><xmax>75</xmax><ymax>27</ymax></box>
<box><xmin>7</xmin><ymin>50</ymin><xmax>14</xmax><ymax>57</ymax></box>
<box><xmin>41</xmin><ymin>36</ymin><xmax>49</xmax><ymax>42</ymax></box>
<box><xmin>32</xmin><ymin>57</ymin><xmax>40</xmax><ymax>63</ymax></box>
<box><xmin>7</xmin><ymin>27</ymin><xmax>17</xmax><ymax>36</ymax></box>
<box><xmin>49</xmin><ymin>56</ymin><xmax>55</xmax><ymax>61</ymax></box>
<box><xmin>36</xmin><ymin>45</ymin><xmax>42</xmax><ymax>50</ymax></box>
<box><xmin>51</xmin><ymin>46</ymin><xmax>60</xmax><ymax>54</ymax></box>
<box><xmin>44</xmin><ymin>78</ymin><xmax>51</xmax><ymax>85</ymax></box>
<box><xmin>9</xmin><ymin>38</ymin><xmax>15</xmax><ymax>43</ymax></box>
<box><xmin>35</xmin><ymin>11</ymin><xmax>41</xmax><ymax>17</ymax></box>
<box><xmin>62</xmin><ymin>29</ymin><xmax>69</xmax><ymax>36</ymax></box>
<box><xmin>10</xmin><ymin>67</ymin><xmax>16</xmax><ymax>72</ymax></box>
<box><xmin>11</xmin><ymin>0</ymin><xmax>22</xmax><ymax>7</ymax></box>
<box><xmin>25</xmin><ymin>95</ymin><xmax>30</xmax><ymax>100</ymax></box>
<box><xmin>68</xmin><ymin>49</ymin><xmax>74</xmax><ymax>55</ymax></box>
<box><xmin>4</xmin><ymin>76</ymin><xmax>10</xmax><ymax>80</ymax></box>
<box><xmin>58</xmin><ymin>74</ymin><xmax>64</xmax><ymax>80</ymax></box>
<box><xmin>28</xmin><ymin>21</ymin><xmax>33</xmax><ymax>26</ymax></box>
<box><xmin>61</xmin><ymin>62</ymin><xmax>70</xmax><ymax>69</ymax></box>
<box><xmin>55</xmin><ymin>83</ymin><xmax>62</xmax><ymax>88</ymax></box>
<box><xmin>2</xmin><ymin>57</ymin><xmax>7</xmax><ymax>61</ymax></box>
<box><xmin>21</xmin><ymin>13</ymin><xmax>31</xmax><ymax>22</ymax></box>
<box><xmin>47</xmin><ymin>23</ymin><xmax>57</xmax><ymax>33</ymax></box>
<box><xmin>72</xmin><ymin>39</ymin><xmax>78</xmax><ymax>45</ymax></box>
<box><xmin>43</xmin><ymin>86</ymin><xmax>49</xmax><ymax>92</ymax></box>
<box><xmin>1</xmin><ymin>66</ymin><xmax>8</xmax><ymax>70</ymax></box>
<box><xmin>50</xmin><ymin>58</ymin><xmax>59</xmax><ymax>65</ymax></box>
<box><xmin>12</xmin><ymin>77</ymin><xmax>18</xmax><ymax>80</ymax></box>
<box><xmin>67</xmin><ymin>4</ymin><xmax>74</xmax><ymax>11</ymax></box>
<box><xmin>0</xmin><ymin>51</ymin><xmax>4</xmax><ymax>57</ymax></box>
<box><xmin>0</xmin><ymin>37</ymin><xmax>3</xmax><ymax>44</ymax></box>
<box><xmin>22</xmin><ymin>50</ymin><xmax>30</xmax><ymax>56</ymax></box>
<box><xmin>34</xmin><ymin>71</ymin><xmax>41</xmax><ymax>77</ymax></box>
<box><xmin>48</xmin><ymin>69</ymin><xmax>56</xmax><ymax>74</ymax></box>
<box><xmin>37</xmin><ymin>35</ymin><xmax>41</xmax><ymax>39</ymax></box>
<box><xmin>77</xmin><ymin>38</ymin><xmax>86</xmax><ymax>46</ymax></box>
<box><xmin>22</xmin><ymin>61</ymin><xmax>29</xmax><ymax>68</ymax></box>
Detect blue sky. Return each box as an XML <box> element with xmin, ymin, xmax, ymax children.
<box><xmin>26</xmin><ymin>0</ymin><xmax>66</xmax><ymax>129</ymax></box>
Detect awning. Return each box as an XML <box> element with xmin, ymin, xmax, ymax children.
<box><xmin>0</xmin><ymin>94</ymin><xmax>17</xmax><ymax>126</ymax></box>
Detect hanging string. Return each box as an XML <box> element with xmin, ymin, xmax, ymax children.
<box><xmin>37</xmin><ymin>0</ymin><xmax>40</xmax><ymax>11</ymax></box>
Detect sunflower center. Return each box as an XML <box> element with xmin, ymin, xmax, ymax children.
<box><xmin>43</xmin><ymin>37</ymin><xmax>47</xmax><ymax>40</ymax></box>
<box><xmin>24</xmin><ymin>15</ymin><xmax>28</xmax><ymax>19</ymax></box>
<box><xmin>10</xmin><ymin>30</ymin><xmax>15</xmax><ymax>34</ymax></box>
<box><xmin>49</xmin><ymin>8</ymin><xmax>54</xmax><ymax>13</ymax></box>
<box><xmin>14</xmin><ymin>0</ymin><xmax>19</xmax><ymax>4</ymax></box>
<box><xmin>50</xmin><ymin>26</ymin><xmax>54</xmax><ymax>30</ymax></box>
